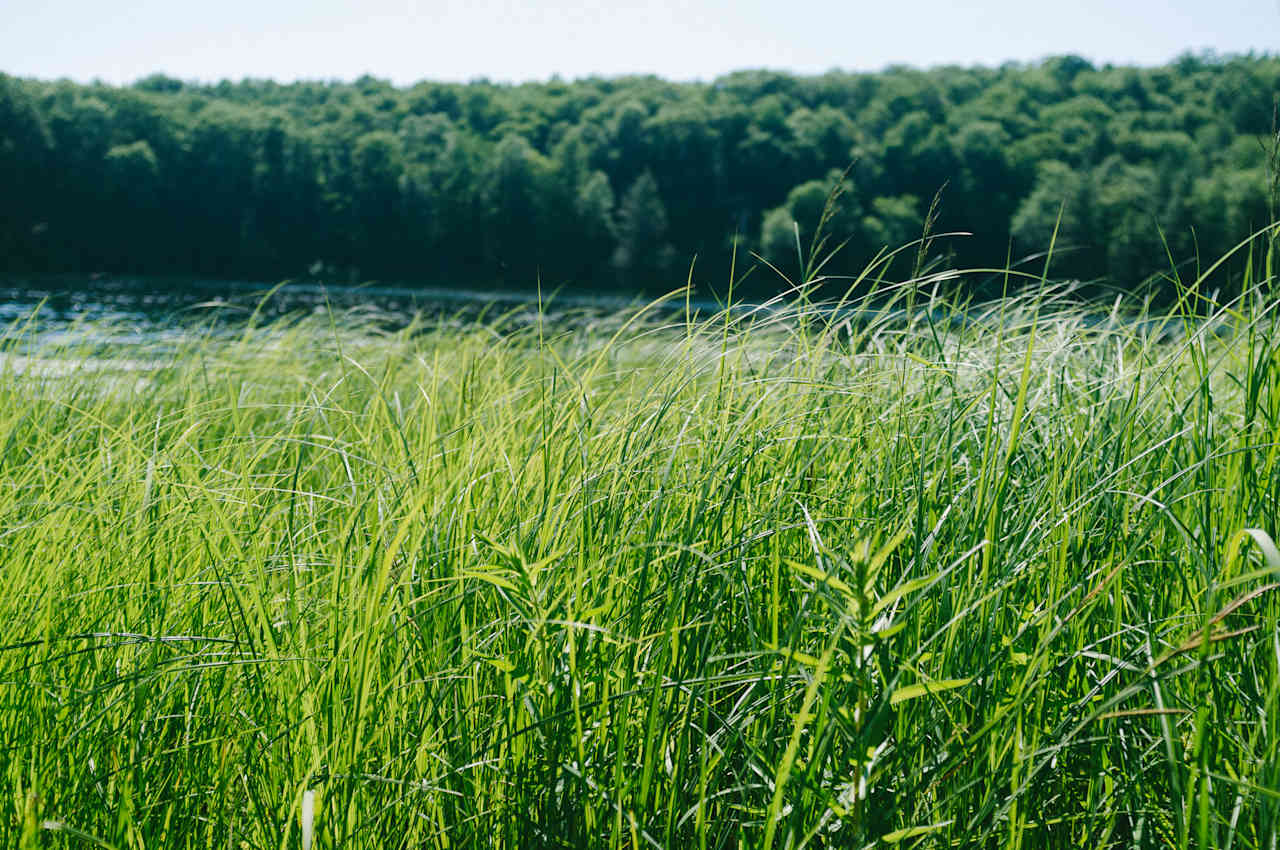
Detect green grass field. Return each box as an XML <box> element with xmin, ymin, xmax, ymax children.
<box><xmin>3</xmin><ymin>253</ymin><xmax>1280</xmax><ymax>847</ymax></box>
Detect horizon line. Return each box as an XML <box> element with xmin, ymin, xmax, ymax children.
<box><xmin>6</xmin><ymin>47</ymin><xmax>1276</xmax><ymax>91</ymax></box>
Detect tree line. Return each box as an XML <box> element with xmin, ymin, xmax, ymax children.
<box><xmin>1</xmin><ymin>54</ymin><xmax>1277</xmax><ymax>295</ymax></box>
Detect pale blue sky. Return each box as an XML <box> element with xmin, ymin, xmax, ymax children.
<box><xmin>3</xmin><ymin>0</ymin><xmax>1277</xmax><ymax>85</ymax></box>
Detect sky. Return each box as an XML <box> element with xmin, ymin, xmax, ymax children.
<box><xmin>2</xmin><ymin>0</ymin><xmax>1277</xmax><ymax>86</ymax></box>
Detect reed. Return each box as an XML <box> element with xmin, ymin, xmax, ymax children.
<box><xmin>2</xmin><ymin>231</ymin><xmax>1279</xmax><ymax>847</ymax></box>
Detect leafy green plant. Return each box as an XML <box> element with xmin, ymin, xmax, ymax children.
<box><xmin>2</xmin><ymin>224</ymin><xmax>1280</xmax><ymax>847</ymax></box>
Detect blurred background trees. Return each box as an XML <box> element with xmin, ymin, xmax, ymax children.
<box><xmin>0</xmin><ymin>54</ymin><xmax>1276</xmax><ymax>295</ymax></box>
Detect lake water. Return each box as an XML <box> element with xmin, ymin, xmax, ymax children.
<box><xmin>1</xmin><ymin>275</ymin><xmax>1188</xmax><ymax>353</ymax></box>
<box><xmin>0</xmin><ymin>275</ymin><xmax>700</xmax><ymax>335</ymax></box>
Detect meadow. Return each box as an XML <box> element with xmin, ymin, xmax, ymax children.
<box><xmin>3</xmin><ymin>236</ymin><xmax>1280</xmax><ymax>848</ymax></box>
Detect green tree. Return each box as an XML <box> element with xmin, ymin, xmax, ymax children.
<box><xmin>481</xmin><ymin>134</ymin><xmax>552</xmax><ymax>278</ymax></box>
<box><xmin>1011</xmin><ymin>160</ymin><xmax>1090</xmax><ymax>276</ymax></box>
<box><xmin>102</xmin><ymin>140</ymin><xmax>161</xmax><ymax>269</ymax></box>
<box><xmin>861</xmin><ymin>195</ymin><xmax>921</xmax><ymax>257</ymax></box>
<box><xmin>572</xmin><ymin>170</ymin><xmax>617</xmax><ymax>280</ymax></box>
<box><xmin>2</xmin><ymin>55</ymin><xmax>1279</xmax><ymax>293</ymax></box>
<box><xmin>0</xmin><ymin>74</ymin><xmax>54</xmax><ymax>268</ymax></box>
<box><xmin>761</xmin><ymin>177</ymin><xmax>859</xmax><ymax>279</ymax></box>
<box><xmin>613</xmin><ymin>172</ymin><xmax>674</xmax><ymax>286</ymax></box>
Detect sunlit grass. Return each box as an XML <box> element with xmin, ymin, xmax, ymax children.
<box><xmin>2</xmin><ymin>263</ymin><xmax>1279</xmax><ymax>847</ymax></box>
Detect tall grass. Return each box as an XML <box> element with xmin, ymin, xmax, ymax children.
<box><xmin>2</xmin><ymin>236</ymin><xmax>1280</xmax><ymax>848</ymax></box>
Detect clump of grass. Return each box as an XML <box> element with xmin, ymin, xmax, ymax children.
<box><xmin>1</xmin><ymin>238</ymin><xmax>1280</xmax><ymax>848</ymax></box>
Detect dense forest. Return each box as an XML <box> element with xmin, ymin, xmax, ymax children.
<box><xmin>1</xmin><ymin>54</ymin><xmax>1277</xmax><ymax>295</ymax></box>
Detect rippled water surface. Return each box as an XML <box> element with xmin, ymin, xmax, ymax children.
<box><xmin>3</xmin><ymin>275</ymin><xmax>691</xmax><ymax>333</ymax></box>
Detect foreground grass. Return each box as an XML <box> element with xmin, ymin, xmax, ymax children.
<box><xmin>2</xmin><ymin>280</ymin><xmax>1280</xmax><ymax>848</ymax></box>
